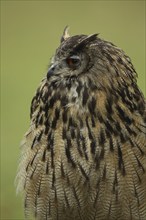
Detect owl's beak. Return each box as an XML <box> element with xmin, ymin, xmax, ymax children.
<box><xmin>47</xmin><ymin>64</ymin><xmax>56</xmax><ymax>79</ymax></box>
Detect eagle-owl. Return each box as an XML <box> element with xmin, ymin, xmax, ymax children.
<box><xmin>16</xmin><ymin>27</ymin><xmax>146</xmax><ymax>220</ymax></box>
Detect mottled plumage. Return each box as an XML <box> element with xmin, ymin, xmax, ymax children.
<box><xmin>17</xmin><ymin>28</ymin><xmax>146</xmax><ymax>220</ymax></box>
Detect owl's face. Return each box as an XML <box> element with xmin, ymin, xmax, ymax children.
<box><xmin>47</xmin><ymin>34</ymin><xmax>98</xmax><ymax>81</ymax></box>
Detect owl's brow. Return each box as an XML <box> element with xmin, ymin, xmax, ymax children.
<box><xmin>73</xmin><ymin>34</ymin><xmax>98</xmax><ymax>51</ymax></box>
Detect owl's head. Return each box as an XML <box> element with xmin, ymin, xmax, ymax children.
<box><xmin>47</xmin><ymin>27</ymin><xmax>98</xmax><ymax>80</ymax></box>
<box><xmin>47</xmin><ymin>27</ymin><xmax>137</xmax><ymax>91</ymax></box>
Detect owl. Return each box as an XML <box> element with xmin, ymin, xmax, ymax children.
<box><xmin>16</xmin><ymin>27</ymin><xmax>146</xmax><ymax>220</ymax></box>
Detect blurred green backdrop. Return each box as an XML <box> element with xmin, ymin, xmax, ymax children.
<box><xmin>1</xmin><ymin>1</ymin><xmax>145</xmax><ymax>219</ymax></box>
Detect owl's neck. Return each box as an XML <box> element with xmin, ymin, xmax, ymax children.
<box><xmin>31</xmin><ymin>76</ymin><xmax>145</xmax><ymax>136</ymax></box>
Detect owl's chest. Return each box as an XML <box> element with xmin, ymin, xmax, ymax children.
<box><xmin>28</xmin><ymin>81</ymin><xmax>146</xmax><ymax>220</ymax></box>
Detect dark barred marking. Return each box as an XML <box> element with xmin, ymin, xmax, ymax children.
<box><xmin>46</xmin><ymin>162</ymin><xmax>49</xmax><ymax>174</ymax></box>
<box><xmin>72</xmin><ymin>186</ymin><xmax>81</xmax><ymax>208</ymax></box>
<box><xmin>88</xmin><ymin>78</ymin><xmax>97</xmax><ymax>91</ymax></box>
<box><xmin>133</xmin><ymin>90</ymin><xmax>141</xmax><ymax>102</ymax></box>
<box><xmin>108</xmin><ymin>203</ymin><xmax>112</xmax><ymax>218</ymax></box>
<box><xmin>52</xmin><ymin>170</ymin><xmax>56</xmax><ymax>188</ymax></box>
<box><xmin>135</xmin><ymin>125</ymin><xmax>146</xmax><ymax>135</ymax></box>
<box><xmin>129</xmin><ymin>138</ymin><xmax>144</xmax><ymax>155</ymax></box>
<box><xmin>81</xmin><ymin>135</ymin><xmax>89</xmax><ymax>161</ymax></box>
<box><xmin>90</xmin><ymin>139</ymin><xmax>96</xmax><ymax>154</ymax></box>
<box><xmin>109</xmin><ymin>136</ymin><xmax>114</xmax><ymax>152</ymax></box>
<box><xmin>126</xmin><ymin>125</ymin><xmax>137</xmax><ymax>136</ymax></box>
<box><xmin>66</xmin><ymin>175</ymin><xmax>71</xmax><ymax>186</ymax></box>
<box><xmin>135</xmin><ymin>154</ymin><xmax>145</xmax><ymax>173</ymax></box>
<box><xmin>70</xmin><ymin>128</ymin><xmax>76</xmax><ymax>139</ymax></box>
<box><xmin>76</xmin><ymin>81</ymin><xmax>82</xmax><ymax>96</ymax></box>
<box><xmin>44</xmin><ymin>103</ymin><xmax>49</xmax><ymax>118</ymax></box>
<box><xmin>41</xmin><ymin>90</ymin><xmax>49</xmax><ymax>103</ymax></box>
<box><xmin>38</xmin><ymin>114</ymin><xmax>43</xmax><ymax>125</ymax></box>
<box><xmin>93</xmin><ymin>179</ymin><xmax>100</xmax><ymax>207</ymax></box>
<box><xmin>34</xmin><ymin>196</ymin><xmax>38</xmax><ymax>218</ymax></box>
<box><xmin>47</xmin><ymin>131</ymin><xmax>54</xmax><ymax>150</ymax></box>
<box><xmin>51</xmin><ymin>80</ymin><xmax>59</xmax><ymax>90</ymax></box>
<box><xmin>93</xmin><ymin>189</ymin><xmax>99</xmax><ymax>208</ymax></box>
<box><xmin>42</xmin><ymin>149</ymin><xmax>46</xmax><ymax>162</ymax></box>
<box><xmin>76</xmin><ymin>133</ymin><xmax>83</xmax><ymax>157</ymax></box>
<box><xmin>62</xmin><ymin>127</ymin><xmax>67</xmax><ymax>140</ymax></box>
<box><xmin>134</xmin><ymin>184</ymin><xmax>140</xmax><ymax>206</ymax></box>
<box><xmin>105</xmin><ymin>128</ymin><xmax>111</xmax><ymax>138</ymax></box>
<box><xmin>137</xmin><ymin>100</ymin><xmax>145</xmax><ymax>115</ymax></box>
<box><xmin>120</xmin><ymin>132</ymin><xmax>128</xmax><ymax>144</ymax></box>
<box><xmin>104</xmin><ymin>51</ymin><xmax>115</xmax><ymax>63</ymax></box>
<box><xmin>37</xmin><ymin>178</ymin><xmax>42</xmax><ymax>196</ymax></box>
<box><xmin>113</xmin><ymin>126</ymin><xmax>119</xmax><ymax>137</ymax></box>
<box><xmin>91</xmin><ymin>116</ymin><xmax>96</xmax><ymax>127</ymax></box>
<box><xmin>117</xmin><ymin>105</ymin><xmax>133</xmax><ymax>125</ymax></box>
<box><xmin>103</xmin><ymin>118</ymin><xmax>116</xmax><ymax>136</ymax></box>
<box><xmin>37</xmin><ymin>130</ymin><xmax>43</xmax><ymax>142</ymax></box>
<box><xmin>97</xmin><ymin>111</ymin><xmax>104</xmax><ymax>123</ymax></box>
<box><xmin>62</xmin><ymin>109</ymin><xmax>68</xmax><ymax>123</ymax></box>
<box><xmin>139</xmin><ymin>123</ymin><xmax>146</xmax><ymax>128</ymax></box>
<box><xmin>51</xmin><ymin>146</ymin><xmax>55</xmax><ymax>168</ymax></box>
<box><xmin>71</xmin><ymin>97</ymin><xmax>76</xmax><ymax>102</ymax></box>
<box><xmin>61</xmin><ymin>96</ymin><xmax>68</xmax><ymax>107</ymax></box>
<box><xmin>144</xmin><ymin>116</ymin><xmax>146</xmax><ymax>123</ymax></box>
<box><xmin>55</xmin><ymin>187</ymin><xmax>58</xmax><ymax>205</ymax></box>
<box><xmin>30</xmin><ymin>151</ymin><xmax>38</xmax><ymax>166</ymax></box>
<box><xmin>118</xmin><ymin>89</ymin><xmax>137</xmax><ymax>113</ymax></box>
<box><xmin>78</xmin><ymin>164</ymin><xmax>89</xmax><ymax>181</ymax></box>
<box><xmin>79</xmin><ymin>117</ymin><xmax>84</xmax><ymax>128</ymax></box>
<box><xmin>105</xmin><ymin>99</ymin><xmax>113</xmax><ymax>115</ymax></box>
<box><xmin>45</xmin><ymin>211</ymin><xmax>49</xmax><ymax>220</ymax></box>
<box><xmin>65</xmin><ymin>144</ymin><xmax>76</xmax><ymax>168</ymax></box>
<box><xmin>107</xmin><ymin>113</ymin><xmax>115</xmax><ymax>123</ymax></box>
<box><xmin>30</xmin><ymin>97</ymin><xmax>36</xmax><ymax>117</ymax></box>
<box><xmin>113</xmin><ymin>171</ymin><xmax>118</xmax><ymax>194</ymax></box>
<box><xmin>135</xmin><ymin>169</ymin><xmax>142</xmax><ymax>183</ymax></box>
<box><xmin>64</xmin><ymin>189</ymin><xmax>70</xmax><ymax>208</ymax></box>
<box><xmin>117</xmin><ymin>57</ymin><xmax>124</xmax><ymax>65</ymax></box>
<box><xmin>30</xmin><ymin>166</ymin><xmax>37</xmax><ymax>179</ymax></box>
<box><xmin>31</xmin><ymin>136</ymin><xmax>37</xmax><ymax>149</ymax></box>
<box><xmin>102</xmin><ymin>164</ymin><xmax>106</xmax><ymax>180</ymax></box>
<box><xmin>95</xmin><ymin>154</ymin><xmax>100</xmax><ymax>169</ymax></box>
<box><xmin>24</xmin><ymin>196</ymin><xmax>28</xmax><ymax>209</ymax></box>
<box><xmin>66</xmin><ymin>136</ymin><xmax>72</xmax><ymax>148</ymax></box>
<box><xmin>26</xmin><ymin>162</ymin><xmax>30</xmax><ymax>172</ymax></box>
<box><xmin>88</xmin><ymin>97</ymin><xmax>96</xmax><ymax>116</ymax></box>
<box><xmin>52</xmin><ymin>117</ymin><xmax>58</xmax><ymax>129</ymax></box>
<box><xmin>82</xmin><ymin>86</ymin><xmax>89</xmax><ymax>106</ymax></box>
<box><xmin>35</xmin><ymin>113</ymin><xmax>40</xmax><ymax>128</ymax></box>
<box><xmin>55</xmin><ymin>107</ymin><xmax>60</xmax><ymax>120</ymax></box>
<box><xmin>99</xmin><ymin>129</ymin><xmax>106</xmax><ymax>146</ymax></box>
<box><xmin>61</xmin><ymin>161</ymin><xmax>65</xmax><ymax>178</ymax></box>
<box><xmin>48</xmin><ymin>200</ymin><xmax>51</xmax><ymax>216</ymax></box>
<box><xmin>115</xmin><ymin>122</ymin><xmax>121</xmax><ymax>132</ymax></box>
<box><xmin>86</xmin><ymin>117</ymin><xmax>93</xmax><ymax>140</ymax></box>
<box><xmin>68</xmin><ymin>116</ymin><xmax>77</xmax><ymax>128</ymax></box>
<box><xmin>49</xmin><ymin>96</ymin><xmax>56</xmax><ymax>108</ymax></box>
<box><xmin>117</xmin><ymin>143</ymin><xmax>126</xmax><ymax>175</ymax></box>
<box><xmin>99</xmin><ymin>147</ymin><xmax>105</xmax><ymax>160</ymax></box>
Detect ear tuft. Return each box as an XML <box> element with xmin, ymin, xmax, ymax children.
<box><xmin>61</xmin><ymin>26</ymin><xmax>70</xmax><ymax>43</ymax></box>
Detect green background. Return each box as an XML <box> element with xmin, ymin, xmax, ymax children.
<box><xmin>1</xmin><ymin>1</ymin><xmax>145</xmax><ymax>219</ymax></box>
